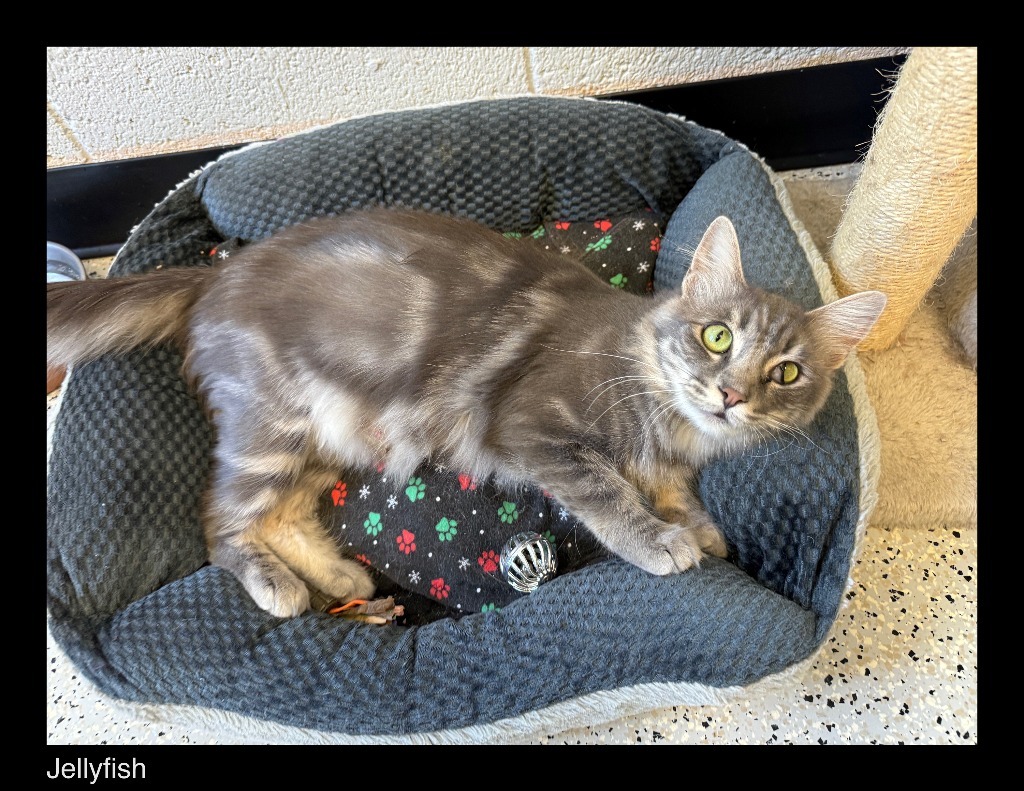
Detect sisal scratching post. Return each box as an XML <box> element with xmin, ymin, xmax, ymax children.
<box><xmin>830</xmin><ymin>47</ymin><xmax>977</xmax><ymax>350</ymax></box>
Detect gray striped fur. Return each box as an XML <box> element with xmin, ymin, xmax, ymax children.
<box><xmin>46</xmin><ymin>209</ymin><xmax>885</xmax><ymax>617</ymax></box>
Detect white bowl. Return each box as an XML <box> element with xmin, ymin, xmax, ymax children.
<box><xmin>47</xmin><ymin>241</ymin><xmax>86</xmax><ymax>283</ymax></box>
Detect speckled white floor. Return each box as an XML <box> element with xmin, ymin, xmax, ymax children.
<box><xmin>46</xmin><ymin>166</ymin><xmax>977</xmax><ymax>745</ymax></box>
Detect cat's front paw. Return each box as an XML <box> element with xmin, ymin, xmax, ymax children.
<box><xmin>626</xmin><ymin>525</ymin><xmax>704</xmax><ymax>575</ymax></box>
<box><xmin>656</xmin><ymin>524</ymin><xmax>704</xmax><ymax>573</ymax></box>
<box><xmin>655</xmin><ymin>521</ymin><xmax>729</xmax><ymax>571</ymax></box>
<box><xmin>628</xmin><ymin>519</ymin><xmax>729</xmax><ymax>576</ymax></box>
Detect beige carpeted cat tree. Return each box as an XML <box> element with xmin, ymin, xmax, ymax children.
<box><xmin>829</xmin><ymin>46</ymin><xmax>977</xmax><ymax>358</ymax></box>
<box><xmin>827</xmin><ymin>46</ymin><xmax>977</xmax><ymax>531</ymax></box>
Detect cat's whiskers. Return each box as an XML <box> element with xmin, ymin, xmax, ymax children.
<box><xmin>751</xmin><ymin>429</ymin><xmax>782</xmax><ymax>485</ymax></box>
<box><xmin>583</xmin><ymin>375</ymin><xmax>663</xmax><ymax>413</ymax></box>
<box><xmin>745</xmin><ymin>423</ymin><xmax>793</xmax><ymax>459</ymax></box>
<box><xmin>743</xmin><ymin>423</ymin><xmax>771</xmax><ymax>459</ymax></box>
<box><xmin>583</xmin><ymin>374</ymin><xmax>659</xmax><ymax>400</ymax></box>
<box><xmin>585</xmin><ymin>389</ymin><xmax>675</xmax><ymax>432</ymax></box>
<box><xmin>552</xmin><ymin>520</ymin><xmax>581</xmax><ymax>555</ymax></box>
<box><xmin>539</xmin><ymin>345</ymin><xmax>664</xmax><ymax>378</ymax></box>
<box><xmin>635</xmin><ymin>396</ymin><xmax>679</xmax><ymax>446</ymax></box>
<box><xmin>760</xmin><ymin>416</ymin><xmax>831</xmax><ymax>456</ymax></box>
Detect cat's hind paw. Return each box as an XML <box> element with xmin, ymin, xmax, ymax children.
<box><xmin>318</xmin><ymin>557</ymin><xmax>377</xmax><ymax>603</ymax></box>
<box><xmin>694</xmin><ymin>521</ymin><xmax>729</xmax><ymax>558</ymax></box>
<box><xmin>245</xmin><ymin>567</ymin><xmax>312</xmax><ymax>618</ymax></box>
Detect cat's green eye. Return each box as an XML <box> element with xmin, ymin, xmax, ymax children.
<box><xmin>701</xmin><ymin>324</ymin><xmax>732</xmax><ymax>354</ymax></box>
<box><xmin>771</xmin><ymin>361</ymin><xmax>800</xmax><ymax>385</ymax></box>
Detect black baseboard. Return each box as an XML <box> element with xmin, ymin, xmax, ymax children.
<box><xmin>46</xmin><ymin>54</ymin><xmax>907</xmax><ymax>259</ymax></box>
<box><xmin>600</xmin><ymin>54</ymin><xmax>906</xmax><ymax>171</ymax></box>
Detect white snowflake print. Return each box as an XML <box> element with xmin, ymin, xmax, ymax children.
<box><xmin>560</xmin><ymin>245</ymin><xmax>571</xmax><ymax>254</ymax></box>
<box><xmin>434</xmin><ymin>462</ymin><xmax>446</xmax><ymax>472</ymax></box>
<box><xmin>632</xmin><ymin>220</ymin><xmax>646</xmax><ymax>231</ymax></box>
<box><xmin>558</xmin><ymin>507</ymin><xmax>569</xmax><ymax>522</ymax></box>
<box><xmin>386</xmin><ymin>494</ymin><xmax>398</xmax><ymax>509</ymax></box>
<box><xmin>358</xmin><ymin>485</ymin><xmax>371</xmax><ymax>499</ymax></box>
<box><xmin>458</xmin><ymin>557</ymin><xmax>471</xmax><ymax>571</ymax></box>
<box><xmin>408</xmin><ymin>570</ymin><xmax>421</xmax><ymax>584</ymax></box>
<box><xmin>637</xmin><ymin>262</ymin><xmax>650</xmax><ymax>273</ymax></box>
<box><xmin>217</xmin><ymin>249</ymin><xmax>230</xmax><ymax>259</ymax></box>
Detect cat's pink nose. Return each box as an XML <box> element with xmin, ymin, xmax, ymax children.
<box><xmin>720</xmin><ymin>386</ymin><xmax>746</xmax><ymax>409</ymax></box>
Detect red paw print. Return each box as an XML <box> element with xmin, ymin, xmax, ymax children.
<box><xmin>650</xmin><ymin>237</ymin><xmax>661</xmax><ymax>252</ymax></box>
<box><xmin>594</xmin><ymin>219</ymin><xmax>612</xmax><ymax>233</ymax></box>
<box><xmin>458</xmin><ymin>473</ymin><xmax>478</xmax><ymax>491</ymax></box>
<box><xmin>331</xmin><ymin>481</ymin><xmax>347</xmax><ymax>506</ymax></box>
<box><xmin>354</xmin><ymin>553</ymin><xmax>370</xmax><ymax>565</ymax></box>
<box><xmin>478</xmin><ymin>550</ymin><xmax>500</xmax><ymax>574</ymax></box>
<box><xmin>430</xmin><ymin>578</ymin><xmax>450</xmax><ymax>599</ymax></box>
<box><xmin>554</xmin><ymin>221</ymin><xmax>571</xmax><ymax>230</ymax></box>
<box><xmin>396</xmin><ymin>529</ymin><xmax>416</xmax><ymax>555</ymax></box>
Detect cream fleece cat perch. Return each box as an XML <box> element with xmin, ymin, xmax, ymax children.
<box><xmin>829</xmin><ymin>46</ymin><xmax>977</xmax><ymax>350</ymax></box>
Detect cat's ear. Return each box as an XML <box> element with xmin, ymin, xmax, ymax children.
<box><xmin>807</xmin><ymin>291</ymin><xmax>888</xmax><ymax>369</ymax></box>
<box><xmin>681</xmin><ymin>216</ymin><xmax>747</xmax><ymax>300</ymax></box>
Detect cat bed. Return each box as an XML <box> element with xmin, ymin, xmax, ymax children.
<box><xmin>47</xmin><ymin>96</ymin><xmax>878</xmax><ymax>742</ymax></box>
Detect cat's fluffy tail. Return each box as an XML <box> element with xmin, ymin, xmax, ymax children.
<box><xmin>47</xmin><ymin>267</ymin><xmax>212</xmax><ymax>368</ymax></box>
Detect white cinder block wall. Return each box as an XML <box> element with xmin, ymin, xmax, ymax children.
<box><xmin>46</xmin><ymin>47</ymin><xmax>909</xmax><ymax>168</ymax></box>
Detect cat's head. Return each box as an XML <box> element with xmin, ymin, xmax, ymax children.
<box><xmin>654</xmin><ymin>215</ymin><xmax>885</xmax><ymax>447</ymax></box>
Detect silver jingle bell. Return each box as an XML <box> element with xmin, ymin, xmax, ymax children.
<box><xmin>500</xmin><ymin>531</ymin><xmax>557</xmax><ymax>593</ymax></box>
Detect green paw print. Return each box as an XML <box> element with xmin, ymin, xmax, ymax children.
<box><xmin>530</xmin><ymin>225</ymin><xmax>546</xmax><ymax>239</ymax></box>
<box><xmin>435</xmin><ymin>517</ymin><xmax>458</xmax><ymax>542</ymax></box>
<box><xmin>502</xmin><ymin>231</ymin><xmax>523</xmax><ymax>239</ymax></box>
<box><xmin>498</xmin><ymin>501</ymin><xmax>519</xmax><ymax>524</ymax></box>
<box><xmin>363</xmin><ymin>512</ymin><xmax>383</xmax><ymax>537</ymax></box>
<box><xmin>405</xmin><ymin>477</ymin><xmax>426</xmax><ymax>502</ymax></box>
<box><xmin>481</xmin><ymin>603</ymin><xmax>501</xmax><ymax>614</ymax></box>
<box><xmin>585</xmin><ymin>234</ymin><xmax>612</xmax><ymax>252</ymax></box>
<box><xmin>542</xmin><ymin>530</ymin><xmax>556</xmax><ymax>545</ymax></box>
<box><xmin>609</xmin><ymin>272</ymin><xmax>628</xmax><ymax>289</ymax></box>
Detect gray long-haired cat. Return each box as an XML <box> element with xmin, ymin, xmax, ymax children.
<box><xmin>47</xmin><ymin>210</ymin><xmax>886</xmax><ymax>618</ymax></box>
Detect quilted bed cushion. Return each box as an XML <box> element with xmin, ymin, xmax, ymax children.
<box><xmin>47</xmin><ymin>96</ymin><xmax>863</xmax><ymax>737</ymax></box>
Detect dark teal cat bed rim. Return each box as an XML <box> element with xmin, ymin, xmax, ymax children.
<box><xmin>46</xmin><ymin>96</ymin><xmax>880</xmax><ymax>742</ymax></box>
